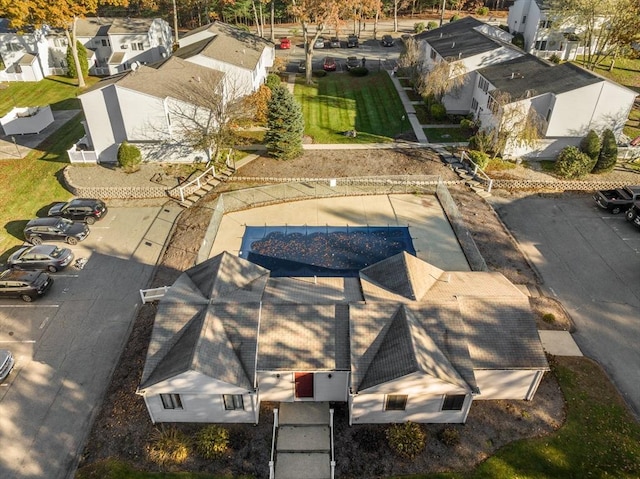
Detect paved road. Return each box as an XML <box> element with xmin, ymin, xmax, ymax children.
<box><xmin>0</xmin><ymin>204</ymin><xmax>181</xmax><ymax>479</ymax></box>
<box><xmin>492</xmin><ymin>194</ymin><xmax>640</xmax><ymax>418</ymax></box>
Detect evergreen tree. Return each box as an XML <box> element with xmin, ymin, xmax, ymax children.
<box><xmin>66</xmin><ymin>41</ymin><xmax>88</xmax><ymax>80</ymax></box>
<box><xmin>555</xmin><ymin>146</ymin><xmax>596</xmax><ymax>179</ymax></box>
<box><xmin>579</xmin><ymin>129</ymin><xmax>601</xmax><ymax>161</ymax></box>
<box><xmin>264</xmin><ymin>85</ymin><xmax>304</xmax><ymax>160</ymax></box>
<box><xmin>592</xmin><ymin>129</ymin><xmax>618</xmax><ymax>173</ymax></box>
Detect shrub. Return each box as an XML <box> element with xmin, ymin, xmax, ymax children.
<box><xmin>66</xmin><ymin>41</ymin><xmax>89</xmax><ymax>80</ymax></box>
<box><xmin>386</xmin><ymin>422</ymin><xmax>427</xmax><ymax>459</ymax></box>
<box><xmin>477</xmin><ymin>6</ymin><xmax>490</xmax><ymax>15</ymax></box>
<box><xmin>265</xmin><ymin>73</ymin><xmax>281</xmax><ymax>90</ymax></box>
<box><xmin>147</xmin><ymin>427</ymin><xmax>190</xmax><ymax>466</ymax></box>
<box><xmin>195</xmin><ymin>425</ymin><xmax>229</xmax><ymax>460</ymax></box>
<box><xmin>312</xmin><ymin>69</ymin><xmax>327</xmax><ymax>77</ymax></box>
<box><xmin>117</xmin><ymin>141</ymin><xmax>142</xmax><ymax>173</ymax></box>
<box><xmin>437</xmin><ymin>426</ymin><xmax>461</xmax><ymax>447</ymax></box>
<box><xmin>429</xmin><ymin>102</ymin><xmax>447</xmax><ymax>121</ymax></box>
<box><xmin>549</xmin><ymin>54</ymin><xmax>561</xmax><ymax>64</ymax></box>
<box><xmin>349</xmin><ymin>66</ymin><xmax>369</xmax><ymax>77</ymax></box>
<box><xmin>499</xmin><ymin>24</ymin><xmax>510</xmax><ymax>32</ymax></box>
<box><xmin>414</xmin><ymin>22</ymin><xmax>426</xmax><ymax>33</ymax></box>
<box><xmin>460</xmin><ymin>118</ymin><xmax>476</xmax><ymax>131</ymax></box>
<box><xmin>543</xmin><ymin>313</ymin><xmax>556</xmax><ymax>324</ymax></box>
<box><xmin>467</xmin><ymin>149</ymin><xmax>490</xmax><ymax>170</ymax></box>
<box><xmin>428</xmin><ymin>21</ymin><xmax>438</xmax><ymax>31</ymax></box>
<box><xmin>580</xmin><ymin>129</ymin><xmax>601</xmax><ymax>161</ymax></box>
<box><xmin>468</xmin><ymin>130</ymin><xmax>493</xmax><ymax>153</ymax></box>
<box><xmin>593</xmin><ymin>129</ymin><xmax>618</xmax><ymax>173</ymax></box>
<box><xmin>512</xmin><ymin>33</ymin><xmax>525</xmax><ymax>49</ymax></box>
<box><xmin>555</xmin><ymin>146</ymin><xmax>596</xmax><ymax>179</ymax></box>
<box><xmin>449</xmin><ymin>15</ymin><xmax>460</xmax><ymax>23</ymax></box>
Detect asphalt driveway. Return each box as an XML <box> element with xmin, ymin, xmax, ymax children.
<box><xmin>0</xmin><ymin>204</ymin><xmax>180</xmax><ymax>479</ymax></box>
<box><xmin>492</xmin><ymin>193</ymin><xmax>640</xmax><ymax>418</ymax></box>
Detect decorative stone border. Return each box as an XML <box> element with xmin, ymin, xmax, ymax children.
<box><xmin>62</xmin><ymin>167</ymin><xmax>168</xmax><ymax>199</ymax></box>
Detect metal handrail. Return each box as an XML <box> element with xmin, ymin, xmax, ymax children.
<box><xmin>269</xmin><ymin>408</ymin><xmax>279</xmax><ymax>479</ymax></box>
<box><xmin>170</xmin><ymin>164</ymin><xmax>217</xmax><ymax>203</ymax></box>
<box><xmin>460</xmin><ymin>150</ymin><xmax>494</xmax><ymax>193</ymax></box>
<box><xmin>139</xmin><ymin>286</ymin><xmax>170</xmax><ymax>304</ymax></box>
<box><xmin>329</xmin><ymin>408</ymin><xmax>335</xmax><ymax>479</ymax></box>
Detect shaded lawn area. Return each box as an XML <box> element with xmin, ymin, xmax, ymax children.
<box><xmin>0</xmin><ymin>75</ymin><xmax>99</xmax><ymax>116</ymax></box>
<box><xmin>424</xmin><ymin>127</ymin><xmax>472</xmax><ymax>142</ymax></box>
<box><xmin>625</xmin><ymin>107</ymin><xmax>640</xmax><ymax>139</ymax></box>
<box><xmin>573</xmin><ymin>56</ymin><xmax>640</xmax><ymax>93</ymax></box>
<box><xmin>0</xmin><ymin>115</ymin><xmax>80</xmax><ymax>256</ymax></box>
<box><xmin>294</xmin><ymin>72</ymin><xmax>412</xmax><ymax>143</ymax></box>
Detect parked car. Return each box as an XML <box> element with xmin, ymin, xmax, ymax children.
<box><xmin>593</xmin><ymin>186</ymin><xmax>640</xmax><ymax>214</ymax></box>
<box><xmin>24</xmin><ymin>217</ymin><xmax>90</xmax><ymax>245</ymax></box>
<box><xmin>48</xmin><ymin>198</ymin><xmax>107</xmax><ymax>225</ymax></box>
<box><xmin>347</xmin><ymin>35</ymin><xmax>359</xmax><ymax>48</ymax></box>
<box><xmin>625</xmin><ymin>202</ymin><xmax>640</xmax><ymax>229</ymax></box>
<box><xmin>297</xmin><ymin>59</ymin><xmax>306</xmax><ymax>73</ymax></box>
<box><xmin>314</xmin><ymin>37</ymin><xmax>325</xmax><ymax>49</ymax></box>
<box><xmin>382</xmin><ymin>34</ymin><xmax>394</xmax><ymax>47</ymax></box>
<box><xmin>330</xmin><ymin>37</ymin><xmax>340</xmax><ymax>48</ymax></box>
<box><xmin>7</xmin><ymin>244</ymin><xmax>74</xmax><ymax>272</ymax></box>
<box><xmin>279</xmin><ymin>37</ymin><xmax>291</xmax><ymax>49</ymax></box>
<box><xmin>0</xmin><ymin>269</ymin><xmax>53</xmax><ymax>302</ymax></box>
<box><xmin>0</xmin><ymin>349</ymin><xmax>14</xmax><ymax>383</ymax></box>
<box><xmin>346</xmin><ymin>56</ymin><xmax>360</xmax><ymax>70</ymax></box>
<box><xmin>323</xmin><ymin>57</ymin><xmax>337</xmax><ymax>71</ymax></box>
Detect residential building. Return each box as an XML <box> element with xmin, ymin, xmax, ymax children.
<box><xmin>174</xmin><ymin>21</ymin><xmax>275</xmax><ymax>96</ymax></box>
<box><xmin>137</xmin><ymin>251</ymin><xmax>549</xmax><ymax>425</ymax></box>
<box><xmin>472</xmin><ymin>55</ymin><xmax>638</xmax><ymax>158</ymax></box>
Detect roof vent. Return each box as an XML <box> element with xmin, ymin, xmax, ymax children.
<box><xmin>452</xmin><ymin>41</ymin><xmax>455</xmax><ymax>48</ymax></box>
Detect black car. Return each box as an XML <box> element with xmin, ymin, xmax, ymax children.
<box><xmin>347</xmin><ymin>35</ymin><xmax>359</xmax><ymax>48</ymax></box>
<box><xmin>625</xmin><ymin>202</ymin><xmax>640</xmax><ymax>229</ymax></box>
<box><xmin>297</xmin><ymin>59</ymin><xmax>307</xmax><ymax>73</ymax></box>
<box><xmin>48</xmin><ymin>198</ymin><xmax>107</xmax><ymax>225</ymax></box>
<box><xmin>7</xmin><ymin>244</ymin><xmax>74</xmax><ymax>272</ymax></box>
<box><xmin>24</xmin><ymin>217</ymin><xmax>90</xmax><ymax>245</ymax></box>
<box><xmin>0</xmin><ymin>269</ymin><xmax>53</xmax><ymax>302</ymax></box>
<box><xmin>382</xmin><ymin>35</ymin><xmax>394</xmax><ymax>47</ymax></box>
<box><xmin>346</xmin><ymin>56</ymin><xmax>360</xmax><ymax>70</ymax></box>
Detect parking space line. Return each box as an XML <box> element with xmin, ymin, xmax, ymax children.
<box><xmin>0</xmin><ymin>340</ymin><xmax>36</xmax><ymax>343</ymax></box>
<box><xmin>55</xmin><ymin>274</ymin><xmax>79</xmax><ymax>278</ymax></box>
<box><xmin>0</xmin><ymin>304</ymin><xmax>59</xmax><ymax>308</ymax></box>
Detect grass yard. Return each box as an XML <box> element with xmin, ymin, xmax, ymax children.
<box><xmin>0</xmin><ymin>76</ymin><xmax>99</xmax><ymax>116</ymax></box>
<box><xmin>423</xmin><ymin>127</ymin><xmax>472</xmax><ymax>142</ymax></box>
<box><xmin>294</xmin><ymin>72</ymin><xmax>412</xmax><ymax>143</ymax></box>
<box><xmin>575</xmin><ymin>56</ymin><xmax>640</xmax><ymax>94</ymax></box>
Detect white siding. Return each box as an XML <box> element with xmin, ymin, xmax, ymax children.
<box><xmin>257</xmin><ymin>371</ymin><xmax>349</xmax><ymax>402</ymax></box>
<box><xmin>474</xmin><ymin>369</ymin><xmax>543</xmax><ymax>400</ymax></box>
<box><xmin>116</xmin><ymin>86</ymin><xmax>169</xmax><ymax>141</ymax></box>
<box><xmin>185</xmin><ymin>54</ymin><xmax>254</xmax><ymax>97</ymax></box>
<box><xmin>79</xmin><ymin>86</ymin><xmax>125</xmax><ymax>162</ymax></box>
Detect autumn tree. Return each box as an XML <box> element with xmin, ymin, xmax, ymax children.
<box><xmin>416</xmin><ymin>58</ymin><xmax>467</xmax><ymax>101</ymax></box>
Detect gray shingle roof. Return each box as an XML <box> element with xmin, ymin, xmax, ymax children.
<box><xmin>75</xmin><ymin>17</ymin><xmax>155</xmax><ymax>37</ymax></box>
<box><xmin>414</xmin><ymin>16</ymin><xmax>500</xmax><ymax>61</ymax></box>
<box><xmin>478</xmin><ymin>55</ymin><xmax>602</xmax><ymax>100</ymax></box>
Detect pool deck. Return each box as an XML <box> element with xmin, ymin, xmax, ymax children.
<box><xmin>210</xmin><ymin>194</ymin><xmax>470</xmax><ymax>272</ymax></box>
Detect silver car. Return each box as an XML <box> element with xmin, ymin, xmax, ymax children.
<box><xmin>0</xmin><ymin>350</ymin><xmax>14</xmax><ymax>383</ymax></box>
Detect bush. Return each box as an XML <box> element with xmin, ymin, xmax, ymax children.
<box><xmin>427</xmin><ymin>21</ymin><xmax>438</xmax><ymax>31</ymax></box>
<box><xmin>543</xmin><ymin>313</ymin><xmax>556</xmax><ymax>324</ymax></box>
<box><xmin>512</xmin><ymin>33</ymin><xmax>525</xmax><ymax>49</ymax></box>
<box><xmin>66</xmin><ymin>41</ymin><xmax>89</xmax><ymax>80</ymax></box>
<box><xmin>147</xmin><ymin>427</ymin><xmax>190</xmax><ymax>466</ymax></box>
<box><xmin>195</xmin><ymin>425</ymin><xmax>229</xmax><ymax>460</ymax></box>
<box><xmin>580</xmin><ymin>129</ymin><xmax>601</xmax><ymax>161</ymax></box>
<box><xmin>349</xmin><ymin>66</ymin><xmax>369</xmax><ymax>77</ymax></box>
<box><xmin>117</xmin><ymin>141</ymin><xmax>142</xmax><ymax>173</ymax></box>
<box><xmin>555</xmin><ymin>146</ymin><xmax>596</xmax><ymax>179</ymax></box>
<box><xmin>468</xmin><ymin>149</ymin><xmax>490</xmax><ymax>170</ymax></box>
<box><xmin>449</xmin><ymin>15</ymin><xmax>460</xmax><ymax>23</ymax></box>
<box><xmin>593</xmin><ymin>129</ymin><xmax>618</xmax><ymax>173</ymax></box>
<box><xmin>265</xmin><ymin>73</ymin><xmax>281</xmax><ymax>90</ymax></box>
<box><xmin>549</xmin><ymin>54</ymin><xmax>561</xmax><ymax>64</ymax></box>
<box><xmin>386</xmin><ymin>422</ymin><xmax>427</xmax><ymax>459</ymax></box>
<box><xmin>429</xmin><ymin>102</ymin><xmax>447</xmax><ymax>121</ymax></box>
<box><xmin>460</xmin><ymin>118</ymin><xmax>476</xmax><ymax>131</ymax></box>
<box><xmin>312</xmin><ymin>69</ymin><xmax>327</xmax><ymax>77</ymax></box>
<box><xmin>477</xmin><ymin>6</ymin><xmax>489</xmax><ymax>15</ymax></box>
<box><xmin>468</xmin><ymin>130</ymin><xmax>493</xmax><ymax>154</ymax></box>
<box><xmin>437</xmin><ymin>426</ymin><xmax>461</xmax><ymax>447</ymax></box>
<box><xmin>414</xmin><ymin>22</ymin><xmax>426</xmax><ymax>33</ymax></box>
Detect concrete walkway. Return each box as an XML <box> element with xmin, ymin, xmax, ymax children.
<box><xmin>388</xmin><ymin>72</ymin><xmax>429</xmax><ymax>143</ymax></box>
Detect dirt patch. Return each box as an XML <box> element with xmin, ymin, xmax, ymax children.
<box><xmin>78</xmin><ymin>148</ymin><xmax>567</xmax><ymax>478</ymax></box>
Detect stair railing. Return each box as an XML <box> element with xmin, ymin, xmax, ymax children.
<box><xmin>330</xmin><ymin>408</ymin><xmax>335</xmax><ymax>479</ymax></box>
<box><xmin>269</xmin><ymin>408</ymin><xmax>279</xmax><ymax>479</ymax></box>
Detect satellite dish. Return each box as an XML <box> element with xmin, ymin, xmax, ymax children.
<box><xmin>131</xmin><ymin>61</ymin><xmax>140</xmax><ymax>71</ymax></box>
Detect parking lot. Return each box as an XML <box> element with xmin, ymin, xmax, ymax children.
<box><xmin>0</xmin><ymin>204</ymin><xmax>180</xmax><ymax>479</ymax></box>
<box><xmin>493</xmin><ymin>193</ymin><xmax>640</xmax><ymax>418</ymax></box>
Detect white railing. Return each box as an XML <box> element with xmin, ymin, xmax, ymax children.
<box><xmin>329</xmin><ymin>408</ymin><xmax>335</xmax><ymax>479</ymax></box>
<box><xmin>460</xmin><ymin>150</ymin><xmax>494</xmax><ymax>193</ymax></box>
<box><xmin>269</xmin><ymin>408</ymin><xmax>279</xmax><ymax>479</ymax></box>
<box><xmin>169</xmin><ymin>164</ymin><xmax>217</xmax><ymax>203</ymax></box>
<box><xmin>67</xmin><ymin>146</ymin><xmax>98</xmax><ymax>163</ymax></box>
<box><xmin>48</xmin><ymin>67</ymin><xmax>67</xmax><ymax>76</ymax></box>
<box><xmin>139</xmin><ymin>286</ymin><xmax>170</xmax><ymax>304</ymax></box>
<box><xmin>0</xmin><ymin>71</ymin><xmax>24</xmax><ymax>82</ymax></box>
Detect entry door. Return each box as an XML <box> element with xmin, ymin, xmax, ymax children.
<box><xmin>294</xmin><ymin>372</ymin><xmax>314</xmax><ymax>399</ymax></box>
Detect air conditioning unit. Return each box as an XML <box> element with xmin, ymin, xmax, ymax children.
<box><xmin>121</xmin><ymin>44</ymin><xmax>128</xmax><ymax>49</ymax></box>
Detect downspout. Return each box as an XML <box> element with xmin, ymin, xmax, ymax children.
<box><xmin>253</xmin><ymin>301</ymin><xmax>263</xmax><ymax>424</ymax></box>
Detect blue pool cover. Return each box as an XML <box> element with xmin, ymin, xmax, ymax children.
<box><xmin>239</xmin><ymin>226</ymin><xmax>416</xmax><ymax>277</ymax></box>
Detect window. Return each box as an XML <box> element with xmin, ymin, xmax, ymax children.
<box><xmin>546</xmin><ymin>108</ymin><xmax>552</xmax><ymax>122</ymax></box>
<box><xmin>223</xmin><ymin>394</ymin><xmax>244</xmax><ymax>410</ymax></box>
<box><xmin>487</xmin><ymin>96</ymin><xmax>499</xmax><ymax>115</ymax></box>
<box><xmin>384</xmin><ymin>394</ymin><xmax>408</xmax><ymax>411</ymax></box>
<box><xmin>430</xmin><ymin>48</ymin><xmax>437</xmax><ymax>60</ymax></box>
<box><xmin>160</xmin><ymin>393</ymin><xmax>183</xmax><ymax>409</ymax></box>
<box><xmin>522</xmin><ymin>15</ymin><xmax>527</xmax><ymax>24</ymax></box>
<box><xmin>471</xmin><ymin>98</ymin><xmax>478</xmax><ymax>112</ymax></box>
<box><xmin>54</xmin><ymin>38</ymin><xmax>66</xmax><ymax>48</ymax></box>
<box><xmin>442</xmin><ymin>394</ymin><xmax>465</xmax><ymax>411</ymax></box>
<box><xmin>101</xmin><ymin>39</ymin><xmax>110</xmax><ymax>47</ymax></box>
<box><xmin>7</xmin><ymin>43</ymin><xmax>21</xmax><ymax>52</ymax></box>
<box><xmin>478</xmin><ymin>77</ymin><xmax>489</xmax><ymax>94</ymax></box>
<box><xmin>131</xmin><ymin>42</ymin><xmax>144</xmax><ymax>50</ymax></box>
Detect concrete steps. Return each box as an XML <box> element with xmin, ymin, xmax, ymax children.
<box><xmin>275</xmin><ymin>452</ymin><xmax>331</xmax><ymax>479</ymax></box>
<box><xmin>277</xmin><ymin>426</ymin><xmax>330</xmax><ymax>452</ymax></box>
<box><xmin>177</xmin><ymin>169</ymin><xmax>231</xmax><ymax>208</ymax></box>
<box><xmin>279</xmin><ymin>402</ymin><xmax>329</xmax><ymax>425</ymax></box>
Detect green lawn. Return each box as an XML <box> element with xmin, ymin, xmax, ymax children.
<box><xmin>423</xmin><ymin>127</ymin><xmax>472</xmax><ymax>142</ymax></box>
<box><xmin>0</xmin><ymin>76</ymin><xmax>99</xmax><ymax>116</ymax></box>
<box><xmin>294</xmin><ymin>72</ymin><xmax>412</xmax><ymax>143</ymax></box>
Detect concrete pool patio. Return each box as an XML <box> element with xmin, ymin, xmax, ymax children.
<box><xmin>209</xmin><ymin>194</ymin><xmax>470</xmax><ymax>271</ymax></box>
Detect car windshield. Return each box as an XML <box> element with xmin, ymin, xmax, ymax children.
<box><xmin>56</xmin><ymin>219</ymin><xmax>73</xmax><ymax>232</ymax></box>
<box><xmin>50</xmin><ymin>247</ymin><xmax>63</xmax><ymax>258</ymax></box>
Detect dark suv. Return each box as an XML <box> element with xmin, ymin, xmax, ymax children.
<box><xmin>24</xmin><ymin>217</ymin><xmax>90</xmax><ymax>245</ymax></box>
<box><xmin>0</xmin><ymin>269</ymin><xmax>53</xmax><ymax>302</ymax></box>
<box><xmin>48</xmin><ymin>198</ymin><xmax>107</xmax><ymax>225</ymax></box>
<box><xmin>625</xmin><ymin>202</ymin><xmax>640</xmax><ymax>229</ymax></box>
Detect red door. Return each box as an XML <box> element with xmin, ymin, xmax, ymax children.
<box><xmin>294</xmin><ymin>372</ymin><xmax>314</xmax><ymax>398</ymax></box>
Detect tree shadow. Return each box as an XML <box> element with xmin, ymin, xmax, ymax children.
<box><xmin>4</xmin><ymin>219</ymin><xmax>28</xmax><ymax>244</ymax></box>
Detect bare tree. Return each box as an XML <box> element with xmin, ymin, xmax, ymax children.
<box><xmin>416</xmin><ymin>58</ymin><xmax>467</xmax><ymax>101</ymax></box>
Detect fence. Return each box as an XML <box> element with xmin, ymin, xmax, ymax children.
<box><xmin>139</xmin><ymin>286</ymin><xmax>170</xmax><ymax>304</ymax></box>
<box><xmin>67</xmin><ymin>146</ymin><xmax>98</xmax><ymax>163</ymax></box>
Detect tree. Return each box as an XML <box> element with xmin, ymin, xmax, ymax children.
<box><xmin>592</xmin><ymin>129</ymin><xmax>618</xmax><ymax>173</ymax></box>
<box><xmin>415</xmin><ymin>59</ymin><xmax>466</xmax><ymax>102</ymax></box>
<box><xmin>555</xmin><ymin>145</ymin><xmax>596</xmax><ymax>178</ymax></box>
<box><xmin>580</xmin><ymin>129</ymin><xmax>601</xmax><ymax>161</ymax></box>
<box><xmin>243</xmin><ymin>84</ymin><xmax>272</xmax><ymax>123</ymax></box>
<box><xmin>66</xmin><ymin>41</ymin><xmax>88</xmax><ymax>80</ymax></box>
<box><xmin>0</xmin><ymin>0</ymin><xmax>129</xmax><ymax>87</ymax></box>
<box><xmin>117</xmin><ymin>141</ymin><xmax>142</xmax><ymax>173</ymax></box>
<box><xmin>264</xmin><ymin>84</ymin><xmax>304</xmax><ymax>159</ymax></box>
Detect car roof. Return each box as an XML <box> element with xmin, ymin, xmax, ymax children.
<box><xmin>0</xmin><ymin>269</ymin><xmax>41</xmax><ymax>280</ymax></box>
<box><xmin>68</xmin><ymin>198</ymin><xmax>101</xmax><ymax>206</ymax></box>
<box><xmin>26</xmin><ymin>217</ymin><xmax>66</xmax><ymax>227</ymax></box>
<box><xmin>24</xmin><ymin>245</ymin><xmax>58</xmax><ymax>255</ymax></box>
